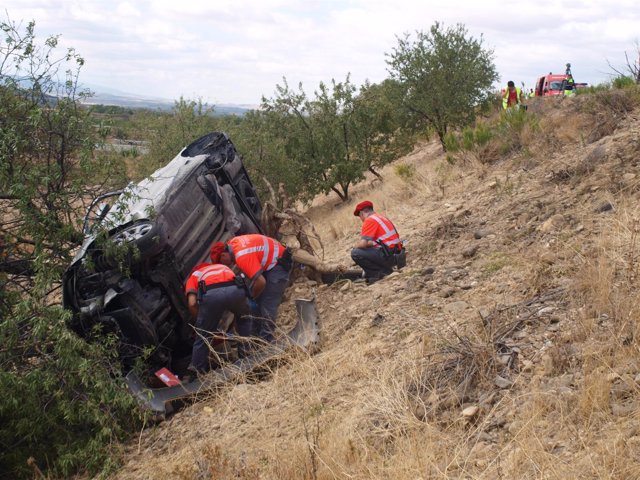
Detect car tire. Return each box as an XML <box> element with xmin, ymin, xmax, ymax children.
<box><xmin>235</xmin><ymin>175</ymin><xmax>262</xmax><ymax>220</ymax></box>
<box><xmin>114</xmin><ymin>293</ymin><xmax>173</xmax><ymax>368</ymax></box>
<box><xmin>112</xmin><ymin>221</ymin><xmax>165</xmax><ymax>262</ymax></box>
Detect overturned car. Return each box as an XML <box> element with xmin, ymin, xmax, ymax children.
<box><xmin>63</xmin><ymin>132</ymin><xmax>264</xmax><ymax>374</ymax></box>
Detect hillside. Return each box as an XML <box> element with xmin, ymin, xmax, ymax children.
<box><xmin>114</xmin><ymin>90</ymin><xmax>640</xmax><ymax>479</ymax></box>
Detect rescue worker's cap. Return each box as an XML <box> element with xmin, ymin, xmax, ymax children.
<box><xmin>210</xmin><ymin>242</ymin><xmax>226</xmax><ymax>263</ymax></box>
<box><xmin>353</xmin><ymin>200</ymin><xmax>373</xmax><ymax>216</ymax></box>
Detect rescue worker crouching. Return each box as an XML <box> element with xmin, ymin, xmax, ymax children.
<box><xmin>351</xmin><ymin>200</ymin><xmax>406</xmax><ymax>284</ymax></box>
<box><xmin>185</xmin><ymin>246</ymin><xmax>252</xmax><ymax>374</ymax></box>
<box><xmin>214</xmin><ymin>233</ymin><xmax>293</xmax><ymax>345</ymax></box>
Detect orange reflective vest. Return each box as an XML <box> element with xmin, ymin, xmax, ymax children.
<box><xmin>185</xmin><ymin>263</ymin><xmax>236</xmax><ymax>295</ymax></box>
<box><xmin>361</xmin><ymin>213</ymin><xmax>402</xmax><ymax>250</ymax></box>
<box><xmin>226</xmin><ymin>234</ymin><xmax>285</xmax><ymax>279</ymax></box>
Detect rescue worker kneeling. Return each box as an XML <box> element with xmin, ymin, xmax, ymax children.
<box><xmin>214</xmin><ymin>234</ymin><xmax>293</xmax><ymax>344</ymax></box>
<box><xmin>351</xmin><ymin>200</ymin><xmax>405</xmax><ymax>284</ymax></box>
<box><xmin>185</xmin><ymin>253</ymin><xmax>252</xmax><ymax>374</ymax></box>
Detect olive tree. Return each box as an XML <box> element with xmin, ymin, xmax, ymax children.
<box><xmin>261</xmin><ymin>76</ymin><xmax>412</xmax><ymax>202</ymax></box>
<box><xmin>218</xmin><ymin>108</ymin><xmax>302</xmax><ymax>200</ymax></box>
<box><xmin>386</xmin><ymin>22</ymin><xmax>499</xmax><ymax>149</ymax></box>
<box><xmin>351</xmin><ymin>79</ymin><xmax>415</xmax><ymax>180</ymax></box>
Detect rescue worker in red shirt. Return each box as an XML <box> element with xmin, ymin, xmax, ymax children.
<box><xmin>185</xmin><ymin>249</ymin><xmax>251</xmax><ymax>373</ymax></box>
<box><xmin>351</xmin><ymin>200</ymin><xmax>405</xmax><ymax>284</ymax></box>
<box><xmin>212</xmin><ymin>234</ymin><xmax>292</xmax><ymax>343</ymax></box>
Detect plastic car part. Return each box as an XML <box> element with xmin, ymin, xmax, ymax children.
<box><xmin>125</xmin><ymin>295</ymin><xmax>321</xmax><ymax>417</ymax></box>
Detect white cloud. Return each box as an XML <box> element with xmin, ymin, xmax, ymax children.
<box><xmin>1</xmin><ymin>0</ymin><xmax>638</xmax><ymax>104</ymax></box>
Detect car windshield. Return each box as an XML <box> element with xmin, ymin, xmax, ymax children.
<box><xmin>549</xmin><ymin>81</ymin><xmax>564</xmax><ymax>90</ymax></box>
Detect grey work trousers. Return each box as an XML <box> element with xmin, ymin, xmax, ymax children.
<box><xmin>191</xmin><ymin>285</ymin><xmax>249</xmax><ymax>372</ymax></box>
<box><xmin>250</xmin><ymin>264</ymin><xmax>290</xmax><ymax>343</ymax></box>
<box><xmin>351</xmin><ymin>247</ymin><xmax>394</xmax><ymax>280</ymax></box>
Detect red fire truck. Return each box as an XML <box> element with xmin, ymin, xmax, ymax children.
<box><xmin>534</xmin><ymin>63</ymin><xmax>587</xmax><ymax>97</ymax></box>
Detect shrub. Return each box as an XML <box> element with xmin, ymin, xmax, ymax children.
<box><xmin>612</xmin><ymin>75</ymin><xmax>636</xmax><ymax>89</ymax></box>
<box><xmin>394</xmin><ymin>162</ymin><xmax>416</xmax><ymax>181</ymax></box>
<box><xmin>443</xmin><ymin>132</ymin><xmax>460</xmax><ymax>152</ymax></box>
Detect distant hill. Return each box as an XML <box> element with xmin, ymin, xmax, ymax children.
<box><xmin>80</xmin><ymin>86</ymin><xmax>254</xmax><ymax>116</ymax></box>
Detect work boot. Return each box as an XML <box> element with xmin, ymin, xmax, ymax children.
<box><xmin>181</xmin><ymin>365</ymin><xmax>200</xmax><ymax>383</ymax></box>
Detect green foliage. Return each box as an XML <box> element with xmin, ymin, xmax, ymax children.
<box><xmin>612</xmin><ymin>75</ymin><xmax>636</xmax><ymax>89</ymax></box>
<box><xmin>0</xmin><ymin>303</ymin><xmax>142</xmax><ymax>478</ymax></box>
<box><xmin>138</xmin><ymin>97</ymin><xmax>218</xmax><ymax>177</ymax></box>
<box><xmin>473</xmin><ymin>122</ymin><xmax>493</xmax><ymax>146</ymax></box>
<box><xmin>0</xmin><ymin>16</ymin><xmax>142</xmax><ymax>478</ymax></box>
<box><xmin>581</xmin><ymin>82</ymin><xmax>613</xmax><ymax>94</ymax></box>
<box><xmin>220</xmin><ymin>107</ymin><xmax>303</xmax><ymax>200</ymax></box>
<box><xmin>259</xmin><ymin>76</ymin><xmax>413</xmax><ymax>202</ymax></box>
<box><xmin>386</xmin><ymin>22</ymin><xmax>499</xmax><ymax>150</ymax></box>
<box><xmin>443</xmin><ymin>132</ymin><xmax>460</xmax><ymax>152</ymax></box>
<box><xmin>461</xmin><ymin>128</ymin><xmax>475</xmax><ymax>150</ymax></box>
<box><xmin>394</xmin><ymin>162</ymin><xmax>416</xmax><ymax>181</ymax></box>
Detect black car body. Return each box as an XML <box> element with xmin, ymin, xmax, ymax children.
<box><xmin>63</xmin><ymin>132</ymin><xmax>262</xmax><ymax>372</ymax></box>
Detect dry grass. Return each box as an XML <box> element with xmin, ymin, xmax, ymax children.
<box><xmin>114</xmin><ymin>90</ymin><xmax>640</xmax><ymax>480</ymax></box>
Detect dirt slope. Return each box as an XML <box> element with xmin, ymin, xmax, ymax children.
<box><xmin>114</xmin><ymin>92</ymin><xmax>640</xmax><ymax>479</ymax></box>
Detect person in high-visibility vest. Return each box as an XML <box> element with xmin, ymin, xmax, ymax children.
<box><xmin>502</xmin><ymin>80</ymin><xmax>523</xmax><ymax>110</ymax></box>
<box><xmin>563</xmin><ymin>75</ymin><xmax>576</xmax><ymax>97</ymax></box>
<box><xmin>184</xmin><ymin>256</ymin><xmax>251</xmax><ymax>373</ymax></box>
<box><xmin>351</xmin><ymin>200</ymin><xmax>405</xmax><ymax>284</ymax></box>
<box><xmin>213</xmin><ymin>234</ymin><xmax>293</xmax><ymax>343</ymax></box>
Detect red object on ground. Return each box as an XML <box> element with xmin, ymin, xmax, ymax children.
<box><xmin>155</xmin><ymin>367</ymin><xmax>181</xmax><ymax>387</ymax></box>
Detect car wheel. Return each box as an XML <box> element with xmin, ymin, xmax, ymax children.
<box><xmin>112</xmin><ymin>222</ymin><xmax>153</xmax><ymax>243</ymax></box>
<box><xmin>112</xmin><ymin>221</ymin><xmax>164</xmax><ymax>261</ymax></box>
<box><xmin>110</xmin><ymin>293</ymin><xmax>172</xmax><ymax>369</ymax></box>
<box><xmin>235</xmin><ymin>175</ymin><xmax>262</xmax><ymax>220</ymax></box>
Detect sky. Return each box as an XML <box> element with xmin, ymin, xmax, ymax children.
<box><xmin>2</xmin><ymin>1</ymin><xmax>639</xmax><ymax>106</ymax></box>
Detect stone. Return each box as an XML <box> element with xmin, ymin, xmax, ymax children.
<box><xmin>474</xmin><ymin>229</ymin><xmax>492</xmax><ymax>239</ymax></box>
<box><xmin>439</xmin><ymin>287</ymin><xmax>456</xmax><ymax>298</ymax></box>
<box><xmin>495</xmin><ymin>375</ymin><xmax>513</xmax><ymax>389</ymax></box>
<box><xmin>595</xmin><ymin>201</ymin><xmax>614</xmax><ymax>213</ymax></box>
<box><xmin>443</xmin><ymin>301</ymin><xmax>470</xmax><ymax>314</ymax></box>
<box><xmin>541</xmin><ymin>353</ymin><xmax>554</xmax><ymax>376</ymax></box>
<box><xmin>521</xmin><ymin>360</ymin><xmax>534</xmax><ymax>372</ymax></box>
<box><xmin>539</xmin><ymin>214</ymin><xmax>565</xmax><ymax>233</ymax></box>
<box><xmin>539</xmin><ymin>252</ymin><xmax>556</xmax><ymax>264</ymax></box>
<box><xmin>462</xmin><ymin>405</ymin><xmax>480</xmax><ymax>418</ymax></box>
<box><xmin>462</xmin><ymin>245</ymin><xmax>479</xmax><ymax>258</ymax></box>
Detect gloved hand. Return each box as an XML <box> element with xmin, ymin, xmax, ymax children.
<box><xmin>247</xmin><ymin>298</ymin><xmax>259</xmax><ymax>314</ymax></box>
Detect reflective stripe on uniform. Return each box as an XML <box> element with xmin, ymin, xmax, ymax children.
<box><xmin>229</xmin><ymin>234</ymin><xmax>283</xmax><ymax>276</ymax></box>
<box><xmin>200</xmin><ymin>265</ymin><xmax>233</xmax><ymax>283</ymax></box>
<box><xmin>370</xmin><ymin>213</ymin><xmax>401</xmax><ymax>248</ymax></box>
<box><xmin>235</xmin><ymin>245</ymin><xmax>265</xmax><ymax>259</ymax></box>
<box><xmin>266</xmin><ymin>237</ymin><xmax>280</xmax><ymax>270</ymax></box>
